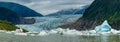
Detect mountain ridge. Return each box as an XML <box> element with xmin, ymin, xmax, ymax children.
<box><xmin>0</xmin><ymin>2</ymin><xmax>43</xmax><ymax>17</ymax></box>
<box><xmin>46</xmin><ymin>5</ymin><xmax>89</xmax><ymax>16</ymax></box>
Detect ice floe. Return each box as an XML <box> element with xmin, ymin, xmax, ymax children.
<box><xmin>0</xmin><ymin>28</ymin><xmax>120</xmax><ymax>36</ymax></box>
<box><xmin>89</xmin><ymin>20</ymin><xmax>120</xmax><ymax>35</ymax></box>
<box><xmin>95</xmin><ymin>20</ymin><xmax>111</xmax><ymax>33</ymax></box>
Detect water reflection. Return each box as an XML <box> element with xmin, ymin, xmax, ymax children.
<box><xmin>79</xmin><ymin>35</ymin><xmax>120</xmax><ymax>42</ymax></box>
<box><xmin>100</xmin><ymin>35</ymin><xmax>109</xmax><ymax>42</ymax></box>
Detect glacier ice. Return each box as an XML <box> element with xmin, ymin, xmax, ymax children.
<box><xmin>16</xmin><ymin>14</ymin><xmax>81</xmax><ymax>31</ymax></box>
<box><xmin>95</xmin><ymin>20</ymin><xmax>111</xmax><ymax>33</ymax></box>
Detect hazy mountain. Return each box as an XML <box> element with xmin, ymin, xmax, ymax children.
<box><xmin>46</xmin><ymin>8</ymin><xmax>85</xmax><ymax>16</ymax></box>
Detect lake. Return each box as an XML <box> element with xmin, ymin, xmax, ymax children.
<box><xmin>0</xmin><ymin>33</ymin><xmax>120</xmax><ymax>42</ymax></box>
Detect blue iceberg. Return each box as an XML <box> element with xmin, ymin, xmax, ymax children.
<box><xmin>95</xmin><ymin>20</ymin><xmax>111</xmax><ymax>33</ymax></box>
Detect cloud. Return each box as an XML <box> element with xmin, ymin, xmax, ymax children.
<box><xmin>0</xmin><ymin>0</ymin><xmax>94</xmax><ymax>15</ymax></box>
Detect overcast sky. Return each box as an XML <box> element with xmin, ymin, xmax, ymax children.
<box><xmin>0</xmin><ymin>0</ymin><xmax>94</xmax><ymax>15</ymax></box>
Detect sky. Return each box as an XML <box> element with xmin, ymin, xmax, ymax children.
<box><xmin>0</xmin><ymin>0</ymin><xmax>94</xmax><ymax>15</ymax></box>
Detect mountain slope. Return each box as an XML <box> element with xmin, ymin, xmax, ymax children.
<box><xmin>0</xmin><ymin>7</ymin><xmax>22</xmax><ymax>24</ymax></box>
<box><xmin>0</xmin><ymin>20</ymin><xmax>19</xmax><ymax>31</ymax></box>
<box><xmin>0</xmin><ymin>20</ymin><xmax>28</xmax><ymax>32</ymax></box>
<box><xmin>60</xmin><ymin>0</ymin><xmax>120</xmax><ymax>30</ymax></box>
<box><xmin>0</xmin><ymin>2</ymin><xmax>43</xmax><ymax>17</ymax></box>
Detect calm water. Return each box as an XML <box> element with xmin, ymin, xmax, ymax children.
<box><xmin>0</xmin><ymin>33</ymin><xmax>120</xmax><ymax>42</ymax></box>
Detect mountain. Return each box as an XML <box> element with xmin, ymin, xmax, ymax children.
<box><xmin>60</xmin><ymin>0</ymin><xmax>120</xmax><ymax>30</ymax></box>
<box><xmin>0</xmin><ymin>7</ymin><xmax>29</xmax><ymax>32</ymax></box>
<box><xmin>46</xmin><ymin>7</ymin><xmax>88</xmax><ymax>16</ymax></box>
<box><xmin>0</xmin><ymin>7</ymin><xmax>22</xmax><ymax>24</ymax></box>
<box><xmin>0</xmin><ymin>7</ymin><xmax>35</xmax><ymax>24</ymax></box>
<box><xmin>0</xmin><ymin>2</ymin><xmax>43</xmax><ymax>17</ymax></box>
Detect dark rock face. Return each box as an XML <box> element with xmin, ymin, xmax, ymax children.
<box><xmin>0</xmin><ymin>2</ymin><xmax>43</xmax><ymax>17</ymax></box>
<box><xmin>60</xmin><ymin>0</ymin><xmax>120</xmax><ymax>30</ymax></box>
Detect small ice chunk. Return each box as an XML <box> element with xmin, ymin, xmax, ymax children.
<box><xmin>49</xmin><ymin>30</ymin><xmax>57</xmax><ymax>34</ymax></box>
<box><xmin>63</xmin><ymin>29</ymin><xmax>81</xmax><ymax>35</ymax></box>
<box><xmin>27</xmin><ymin>31</ymin><xmax>38</xmax><ymax>34</ymax></box>
<box><xmin>27</xmin><ymin>31</ymin><xmax>39</xmax><ymax>36</ymax></box>
<box><xmin>30</xmin><ymin>34</ymin><xmax>36</xmax><ymax>36</ymax></box>
<box><xmin>14</xmin><ymin>33</ymin><xmax>27</xmax><ymax>36</ymax></box>
<box><xmin>55</xmin><ymin>28</ymin><xmax>64</xmax><ymax>35</ymax></box>
<box><xmin>111</xmin><ymin>29</ymin><xmax>120</xmax><ymax>34</ymax></box>
<box><xmin>89</xmin><ymin>30</ymin><xmax>96</xmax><ymax>34</ymax></box>
<box><xmin>15</xmin><ymin>29</ymin><xmax>23</xmax><ymax>33</ymax></box>
<box><xmin>0</xmin><ymin>30</ymin><xmax>7</xmax><ymax>33</ymax></box>
<box><xmin>38</xmin><ymin>31</ymin><xmax>48</xmax><ymax>36</ymax></box>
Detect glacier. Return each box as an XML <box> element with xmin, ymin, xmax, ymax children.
<box><xmin>14</xmin><ymin>16</ymin><xmax>120</xmax><ymax>36</ymax></box>
<box><xmin>16</xmin><ymin>14</ymin><xmax>82</xmax><ymax>32</ymax></box>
